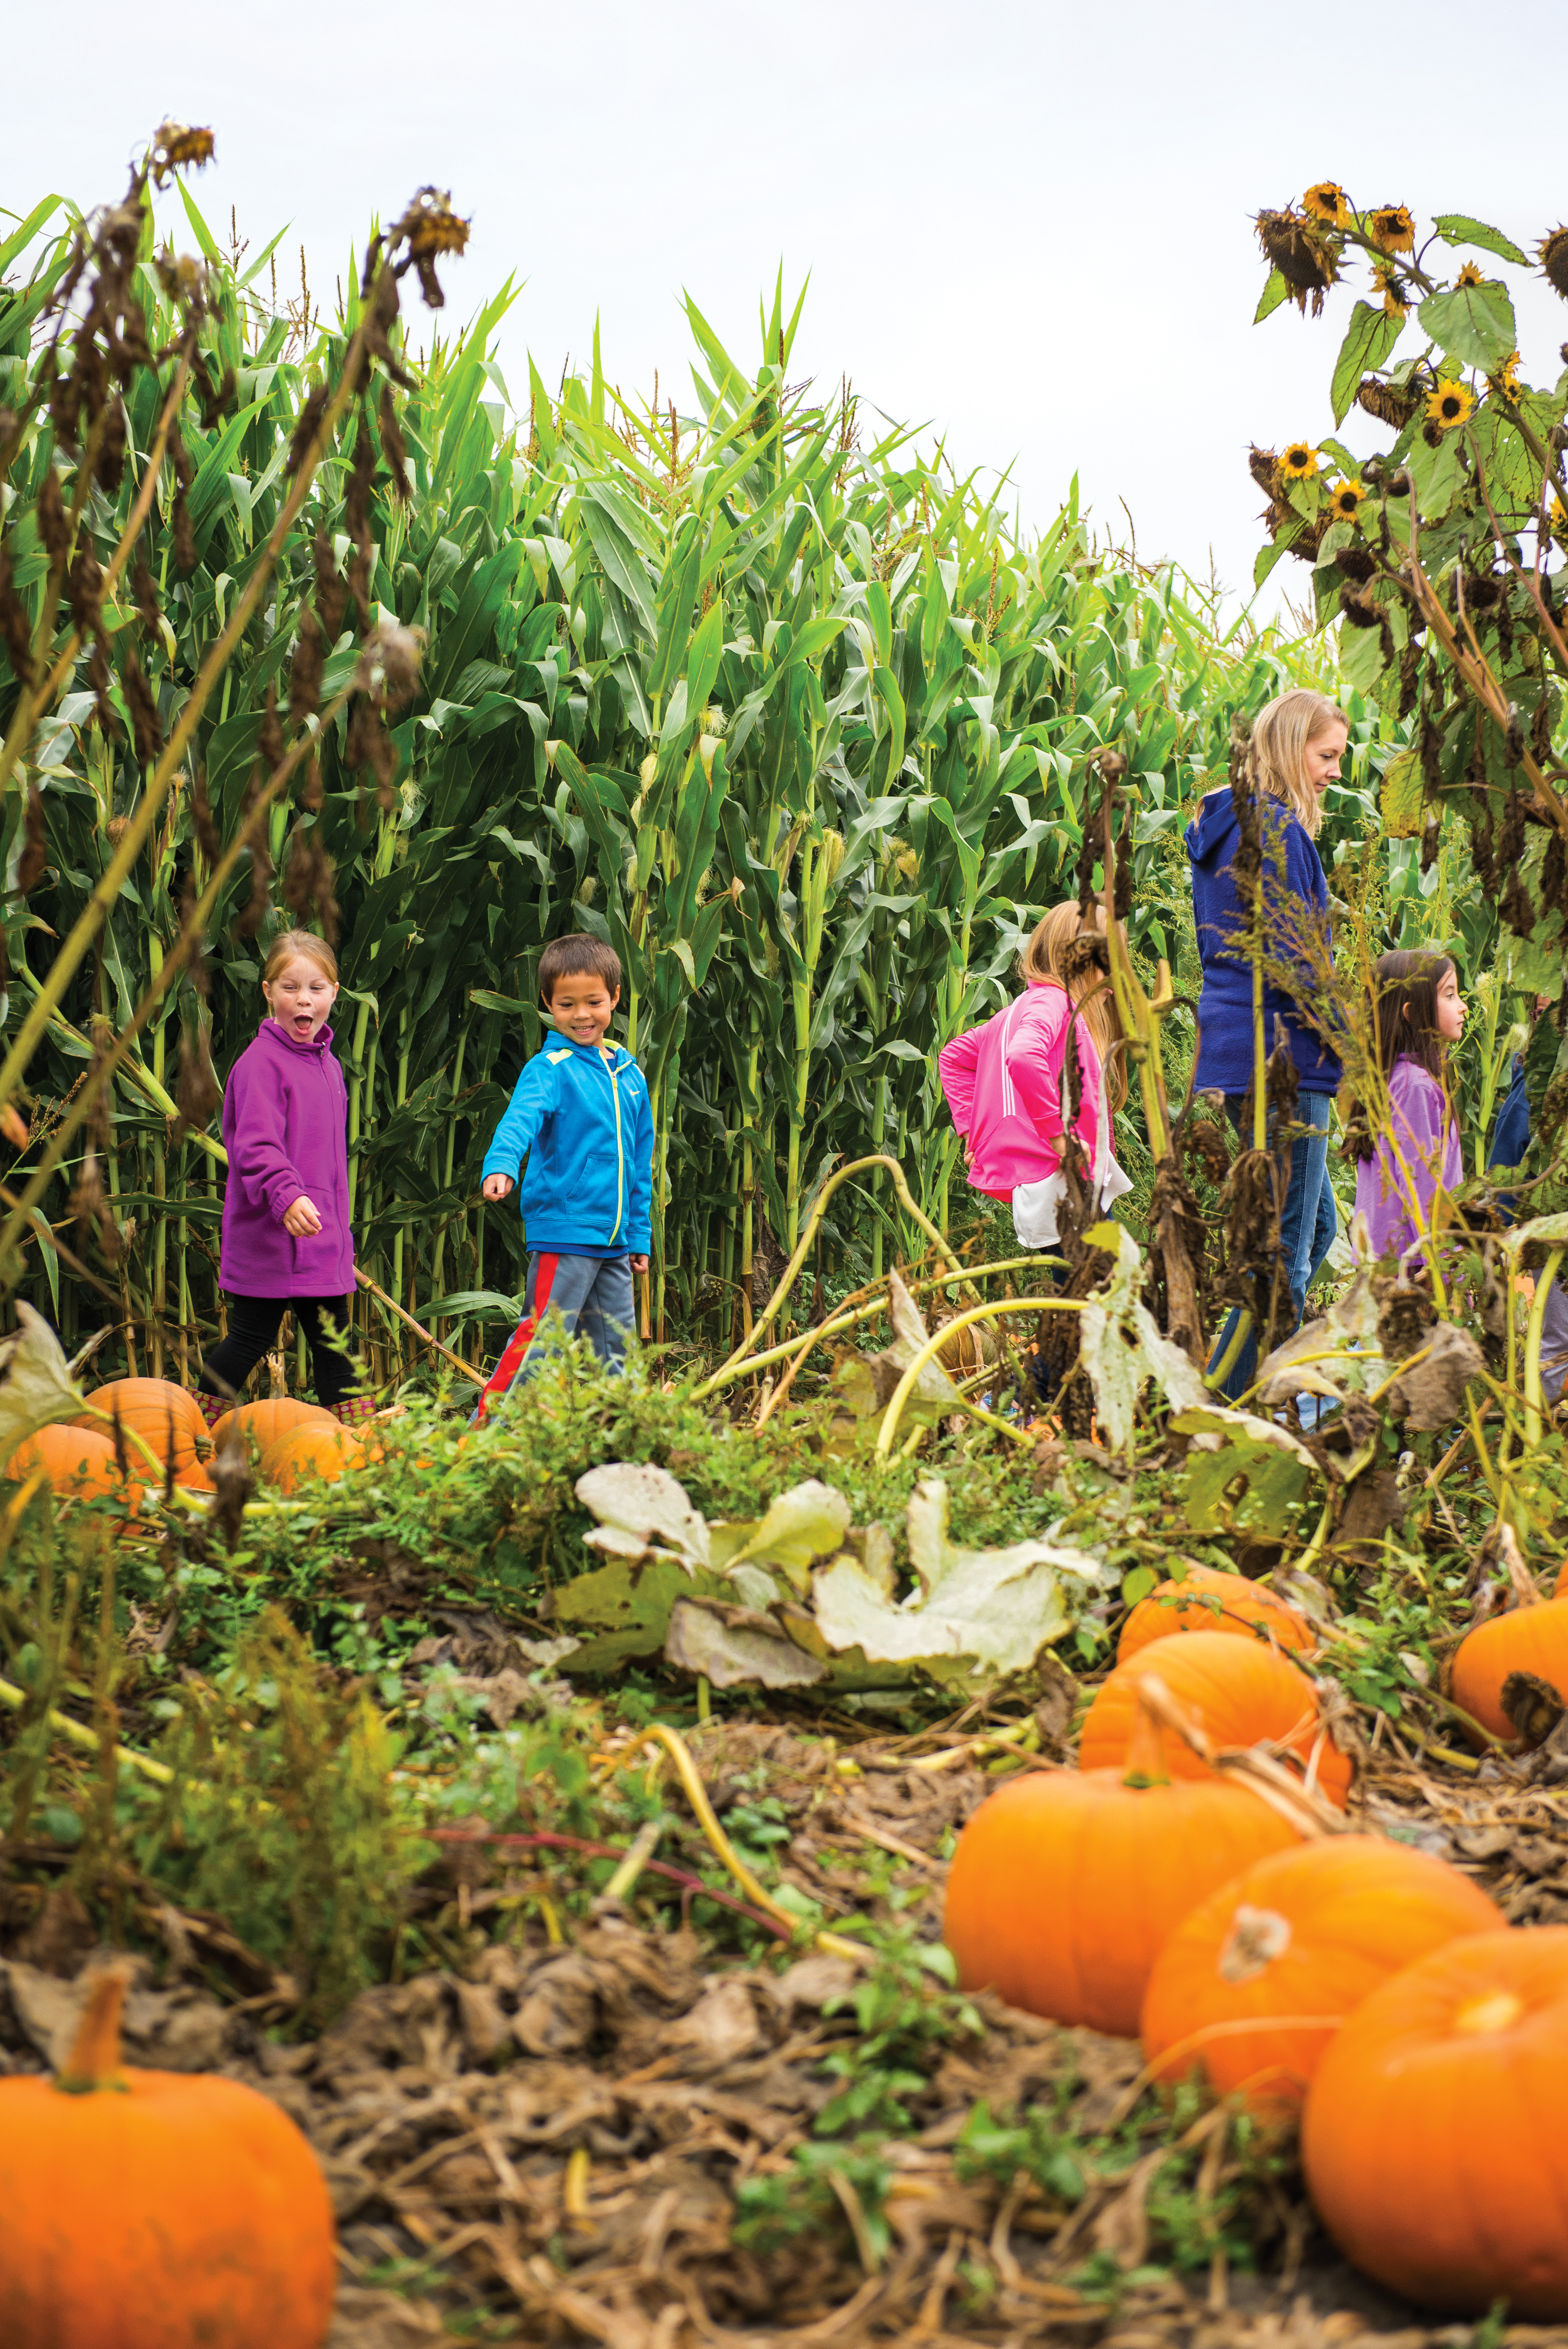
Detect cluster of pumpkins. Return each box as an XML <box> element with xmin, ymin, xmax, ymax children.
<box><xmin>3</xmin><ymin>1379</ymin><xmax>367</xmax><ymax>1503</ymax></box>
<box><xmin>944</xmin><ymin>1563</ymin><xmax>1568</xmax><ymax>2319</ymax></box>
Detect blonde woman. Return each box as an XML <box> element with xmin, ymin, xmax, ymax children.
<box><xmin>938</xmin><ymin>899</ymin><xmax>1131</xmax><ymax>1255</ymax></box>
<box><xmin>1187</xmin><ymin>687</ymin><xmax>1348</xmax><ymax>1398</ymax></box>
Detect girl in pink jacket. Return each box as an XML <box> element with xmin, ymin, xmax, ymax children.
<box><xmin>938</xmin><ymin>902</ymin><xmax>1131</xmax><ymax>1248</ymax></box>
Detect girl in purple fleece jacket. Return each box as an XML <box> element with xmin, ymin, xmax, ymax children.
<box><xmin>195</xmin><ymin>931</ymin><xmax>369</xmax><ymax>1427</ymax></box>
<box><xmin>1352</xmin><ymin>950</ymin><xmax>1465</xmax><ymax>1263</ymax></box>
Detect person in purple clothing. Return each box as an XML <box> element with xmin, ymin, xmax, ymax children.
<box><xmin>1353</xmin><ymin>950</ymin><xmax>1465</xmax><ymax>1262</ymax></box>
<box><xmin>195</xmin><ymin>929</ymin><xmax>368</xmax><ymax>1428</ymax></box>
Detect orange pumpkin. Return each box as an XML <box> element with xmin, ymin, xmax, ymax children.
<box><xmin>1119</xmin><ymin>1563</ymin><xmax>1317</xmax><ymax>1662</ymax></box>
<box><xmin>1079</xmin><ymin>1630</ymin><xmax>1352</xmax><ymax>1808</ymax></box>
<box><xmin>261</xmin><ymin>1420</ymin><xmax>364</xmax><ymax>1492</ymax></box>
<box><xmin>943</xmin><ymin>1689</ymin><xmax>1304</xmax><ymax>2036</ymax></box>
<box><xmin>211</xmin><ymin>1398</ymin><xmax>335</xmax><ymax>1455</ymax></box>
<box><xmin>4</xmin><ymin>1425</ymin><xmax>122</xmax><ymax>1502</ymax></box>
<box><xmin>1302</xmin><ymin>1928</ymin><xmax>1568</xmax><ymax>2317</ymax></box>
<box><xmin>1141</xmin><ymin>1836</ymin><xmax>1504</xmax><ymax>2114</ymax></box>
<box><xmin>77</xmin><ymin>1378</ymin><xmax>209</xmax><ymax>1486</ymax></box>
<box><xmin>1449</xmin><ymin>1596</ymin><xmax>1568</xmax><ymax>1743</ymax></box>
<box><xmin>0</xmin><ymin>1964</ymin><xmax>336</xmax><ymax>2348</ymax></box>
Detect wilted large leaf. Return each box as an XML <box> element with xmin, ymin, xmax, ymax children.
<box><xmin>574</xmin><ymin>1462</ymin><xmax>709</xmax><ymax>1570</ymax></box>
<box><xmin>553</xmin><ymin>1556</ymin><xmax>730</xmax><ymax>1673</ymax></box>
<box><xmin>835</xmin><ymin>1270</ymin><xmax>964</xmax><ymax>1429</ymax></box>
<box><xmin>0</xmin><ymin>1304</ymin><xmax>87</xmax><ymax>1464</ymax></box>
<box><xmin>1385</xmin><ymin>1320</ymin><xmax>1485</xmax><ymax>1431</ymax></box>
<box><xmin>665</xmin><ymin>1597</ymin><xmax>829</xmax><ymax>1690</ymax></box>
<box><xmin>710</xmin><ymin>1479</ymin><xmax>851</xmax><ymax>1595</ymax></box>
<box><xmin>1077</xmin><ymin>1224</ymin><xmax>1209</xmax><ymax>1451</ymax></box>
<box><xmin>1255</xmin><ymin>1273</ymin><xmax>1385</xmax><ymax>1406</ymax></box>
<box><xmin>811</xmin><ymin>1477</ymin><xmax>1108</xmax><ymax>1694</ymax></box>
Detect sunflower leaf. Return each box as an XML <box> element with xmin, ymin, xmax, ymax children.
<box><xmin>1432</xmin><ymin>215</ymin><xmax>1528</xmax><ymax>269</ymax></box>
<box><xmin>1330</xmin><ymin>302</ymin><xmax>1405</xmax><ymax>426</ymax></box>
<box><xmin>1254</xmin><ymin>536</ymin><xmax>1295</xmax><ymax>590</ymax></box>
<box><xmin>1254</xmin><ymin>268</ymin><xmax>1290</xmax><ymax>325</ymax></box>
<box><xmin>1380</xmin><ymin>745</ymin><xmax>1425</xmax><ymax>839</ymax></box>
<box><xmin>1419</xmin><ymin>281</ymin><xmax>1517</xmax><ymax>373</ymax></box>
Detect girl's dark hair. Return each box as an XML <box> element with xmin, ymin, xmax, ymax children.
<box><xmin>1370</xmin><ymin>950</ymin><xmax>1454</xmax><ymax>1082</ymax></box>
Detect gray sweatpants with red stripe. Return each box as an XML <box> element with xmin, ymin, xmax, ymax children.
<box><xmin>476</xmin><ymin>1251</ymin><xmax>636</xmax><ymax>1419</ymax></box>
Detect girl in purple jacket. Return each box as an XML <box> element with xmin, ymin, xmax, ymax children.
<box><xmin>195</xmin><ymin>931</ymin><xmax>368</xmax><ymax>1427</ymax></box>
<box><xmin>1352</xmin><ymin>950</ymin><xmax>1465</xmax><ymax>1262</ymax></box>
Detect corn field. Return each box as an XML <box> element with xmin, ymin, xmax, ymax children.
<box><xmin>0</xmin><ymin>151</ymin><xmax>1351</xmax><ymax>1389</ymax></box>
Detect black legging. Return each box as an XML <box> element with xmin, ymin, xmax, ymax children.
<box><xmin>198</xmin><ymin>1294</ymin><xmax>361</xmax><ymax>1411</ymax></box>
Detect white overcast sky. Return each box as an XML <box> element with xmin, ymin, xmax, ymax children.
<box><xmin>7</xmin><ymin>0</ymin><xmax>1568</xmax><ymax>620</ymax></box>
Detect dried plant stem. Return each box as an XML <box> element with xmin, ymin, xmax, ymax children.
<box><xmin>875</xmin><ymin>1297</ymin><xmax>1083</xmax><ymax>1456</ymax></box>
<box><xmin>0</xmin><ymin>292</ymin><xmax>381</xmax><ymax>1128</ymax></box>
<box><xmin>1523</xmin><ymin>1247</ymin><xmax>1564</xmax><ymax>1449</ymax></box>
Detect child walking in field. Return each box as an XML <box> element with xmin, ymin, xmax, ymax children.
<box><xmin>1353</xmin><ymin>950</ymin><xmax>1465</xmax><ymax>1261</ymax></box>
<box><xmin>937</xmin><ymin>901</ymin><xmax>1131</xmax><ymax>1251</ymax></box>
<box><xmin>476</xmin><ymin>936</ymin><xmax>653</xmax><ymax>1416</ymax></box>
<box><xmin>196</xmin><ymin>930</ymin><xmax>369</xmax><ymax>1426</ymax></box>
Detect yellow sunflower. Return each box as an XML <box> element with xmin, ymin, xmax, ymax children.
<box><xmin>1329</xmin><ymin>480</ymin><xmax>1368</xmax><ymax>523</ymax></box>
<box><xmin>1372</xmin><ymin>264</ymin><xmax>1409</xmax><ymax>321</ymax></box>
<box><xmin>1304</xmin><ymin>182</ymin><xmax>1351</xmax><ymax>228</ymax></box>
<box><xmin>1279</xmin><ymin>442</ymin><xmax>1320</xmax><ymax>480</ymax></box>
<box><xmin>1488</xmin><ymin>349</ymin><xmax>1523</xmax><ymax>402</ymax></box>
<box><xmin>1369</xmin><ymin>205</ymin><xmax>1415</xmax><ymax>256</ymax></box>
<box><xmin>1427</xmin><ymin>381</ymin><xmax>1476</xmax><ymax>430</ymax></box>
<box><xmin>1455</xmin><ymin>261</ymin><xmax>1486</xmax><ymax>288</ymax></box>
<box><xmin>1551</xmin><ymin>495</ymin><xmax>1568</xmax><ymax>540</ymax></box>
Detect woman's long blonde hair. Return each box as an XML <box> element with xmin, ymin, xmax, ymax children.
<box><xmin>1018</xmin><ymin>901</ymin><xmax>1128</xmax><ymax>1110</ymax></box>
<box><xmin>1244</xmin><ymin>688</ymin><xmax>1346</xmax><ymax>838</ymax></box>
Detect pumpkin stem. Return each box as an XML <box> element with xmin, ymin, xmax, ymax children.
<box><xmin>1123</xmin><ymin>1677</ymin><xmax>1175</xmax><ymax>1786</ymax></box>
<box><xmin>54</xmin><ymin>1961</ymin><xmax>133</xmax><ymax>2096</ymax></box>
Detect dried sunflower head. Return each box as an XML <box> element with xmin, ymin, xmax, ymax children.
<box><xmin>1356</xmin><ymin>376</ymin><xmax>1421</xmax><ymax>428</ymax></box>
<box><xmin>1303</xmin><ymin>182</ymin><xmax>1351</xmax><ymax>228</ymax></box>
<box><xmin>1368</xmin><ymin>205</ymin><xmax>1415</xmax><ymax>256</ymax></box>
<box><xmin>1540</xmin><ymin>227</ymin><xmax>1568</xmax><ymax>300</ymax></box>
<box><xmin>1329</xmin><ymin>479</ymin><xmax>1368</xmax><ymax>523</ymax></box>
<box><xmin>150</xmin><ymin>121</ymin><xmax>215</xmax><ymax>187</ymax></box>
<box><xmin>1455</xmin><ymin>261</ymin><xmax>1487</xmax><ymax>289</ymax></box>
<box><xmin>1279</xmin><ymin>442</ymin><xmax>1320</xmax><ymax>481</ymax></box>
<box><xmin>1427</xmin><ymin>380</ymin><xmax>1475</xmax><ymax>430</ymax></box>
<box><xmin>1247</xmin><ymin>445</ymin><xmax>1280</xmax><ymax>495</ymax></box>
<box><xmin>1256</xmin><ymin>209</ymin><xmax>1338</xmax><ymax>316</ymax></box>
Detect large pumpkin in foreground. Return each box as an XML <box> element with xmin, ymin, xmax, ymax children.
<box><xmin>1303</xmin><ymin>1929</ymin><xmax>1568</xmax><ymax>2317</ymax></box>
<box><xmin>944</xmin><ymin>1694</ymin><xmax>1303</xmax><ymax>2036</ymax></box>
<box><xmin>1118</xmin><ymin>1563</ymin><xmax>1316</xmax><ymax>1663</ymax></box>
<box><xmin>1141</xmin><ymin>1836</ymin><xmax>1504</xmax><ymax>2114</ymax></box>
<box><xmin>1449</xmin><ymin>1598</ymin><xmax>1568</xmax><ymax>1744</ymax></box>
<box><xmin>1080</xmin><ymin>1631</ymin><xmax>1351</xmax><ymax>1807</ymax></box>
<box><xmin>0</xmin><ymin>1966</ymin><xmax>335</xmax><ymax>2348</ymax></box>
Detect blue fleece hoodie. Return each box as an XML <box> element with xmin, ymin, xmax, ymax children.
<box><xmin>482</xmin><ymin>1038</ymin><xmax>653</xmax><ymax>1256</ymax></box>
<box><xmin>1185</xmin><ymin>788</ymin><xmax>1342</xmax><ymax>1096</ymax></box>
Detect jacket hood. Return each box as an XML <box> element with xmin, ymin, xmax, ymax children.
<box><xmin>1184</xmin><ymin>788</ymin><xmax>1239</xmax><ymax>872</ymax></box>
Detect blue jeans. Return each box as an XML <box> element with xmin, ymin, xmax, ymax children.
<box><xmin>472</xmin><ymin>1251</ymin><xmax>636</xmax><ymax>1423</ymax></box>
<box><xmin>1210</xmin><ymin>1094</ymin><xmax>1336</xmax><ymax>1401</ymax></box>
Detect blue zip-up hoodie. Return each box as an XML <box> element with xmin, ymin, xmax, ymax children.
<box><xmin>482</xmin><ymin>1039</ymin><xmax>653</xmax><ymax>1256</ymax></box>
<box><xmin>1185</xmin><ymin>788</ymin><xmax>1342</xmax><ymax>1096</ymax></box>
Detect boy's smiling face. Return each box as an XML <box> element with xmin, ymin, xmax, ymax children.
<box><xmin>549</xmin><ymin>971</ymin><xmax>620</xmax><ymax>1048</ymax></box>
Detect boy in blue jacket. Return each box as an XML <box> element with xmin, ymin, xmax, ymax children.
<box><xmin>475</xmin><ymin>936</ymin><xmax>652</xmax><ymax>1413</ymax></box>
